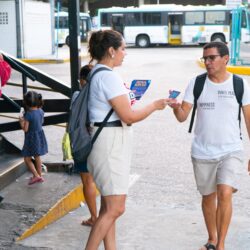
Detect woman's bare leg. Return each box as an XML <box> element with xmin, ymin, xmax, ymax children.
<box><xmin>80</xmin><ymin>173</ymin><xmax>97</xmax><ymax>226</ymax></box>
<box><xmin>85</xmin><ymin>195</ymin><xmax>126</xmax><ymax>250</ymax></box>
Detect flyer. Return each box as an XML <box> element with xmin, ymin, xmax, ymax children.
<box><xmin>130</xmin><ymin>80</ymin><xmax>151</xmax><ymax>100</ymax></box>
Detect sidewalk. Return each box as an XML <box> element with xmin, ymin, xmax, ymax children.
<box><xmin>17</xmin><ymin>198</ymin><xmax>250</xmax><ymax>250</ymax></box>
<box><xmin>1</xmin><ymin>122</ymin><xmax>250</xmax><ymax>250</ymax></box>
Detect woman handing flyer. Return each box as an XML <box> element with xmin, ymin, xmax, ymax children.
<box><xmin>85</xmin><ymin>29</ymin><xmax>173</xmax><ymax>250</ymax></box>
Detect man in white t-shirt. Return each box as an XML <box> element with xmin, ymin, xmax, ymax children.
<box><xmin>170</xmin><ymin>42</ymin><xmax>250</xmax><ymax>250</ymax></box>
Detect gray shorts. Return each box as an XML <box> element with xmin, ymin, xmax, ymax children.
<box><xmin>192</xmin><ymin>151</ymin><xmax>244</xmax><ymax>196</ymax></box>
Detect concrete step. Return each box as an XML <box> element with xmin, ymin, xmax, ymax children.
<box><xmin>0</xmin><ymin>134</ymin><xmax>25</xmax><ymax>190</ymax></box>
<box><xmin>0</xmin><ymin>154</ymin><xmax>25</xmax><ymax>190</ymax></box>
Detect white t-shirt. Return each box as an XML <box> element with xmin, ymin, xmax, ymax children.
<box><xmin>184</xmin><ymin>74</ymin><xmax>250</xmax><ymax>159</ymax></box>
<box><xmin>88</xmin><ymin>64</ymin><xmax>129</xmax><ymax>123</ymax></box>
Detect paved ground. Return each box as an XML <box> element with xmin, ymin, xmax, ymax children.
<box><xmin>1</xmin><ymin>45</ymin><xmax>250</xmax><ymax>250</ymax></box>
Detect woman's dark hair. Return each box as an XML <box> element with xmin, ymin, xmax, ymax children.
<box><xmin>88</xmin><ymin>30</ymin><xmax>123</xmax><ymax>63</ymax></box>
<box><xmin>203</xmin><ymin>41</ymin><xmax>229</xmax><ymax>57</ymax></box>
<box><xmin>23</xmin><ymin>91</ymin><xmax>43</xmax><ymax>110</ymax></box>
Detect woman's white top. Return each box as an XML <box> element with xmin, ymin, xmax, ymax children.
<box><xmin>88</xmin><ymin>64</ymin><xmax>128</xmax><ymax>123</ymax></box>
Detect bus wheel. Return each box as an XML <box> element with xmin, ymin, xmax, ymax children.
<box><xmin>66</xmin><ymin>36</ymin><xmax>70</xmax><ymax>47</ymax></box>
<box><xmin>211</xmin><ymin>34</ymin><xmax>225</xmax><ymax>43</ymax></box>
<box><xmin>136</xmin><ymin>35</ymin><xmax>150</xmax><ymax>48</ymax></box>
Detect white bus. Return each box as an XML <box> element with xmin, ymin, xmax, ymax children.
<box><xmin>54</xmin><ymin>11</ymin><xmax>92</xmax><ymax>47</ymax></box>
<box><xmin>97</xmin><ymin>4</ymin><xmax>250</xmax><ymax>47</ymax></box>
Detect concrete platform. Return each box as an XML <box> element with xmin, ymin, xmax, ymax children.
<box><xmin>0</xmin><ymin>170</ymin><xmax>82</xmax><ymax>249</ymax></box>
<box><xmin>17</xmin><ymin>198</ymin><xmax>250</xmax><ymax>250</ymax></box>
<box><xmin>1</xmin><ymin>45</ymin><xmax>249</xmax><ymax>250</ymax></box>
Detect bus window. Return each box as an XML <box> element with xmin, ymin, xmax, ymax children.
<box><xmin>101</xmin><ymin>13</ymin><xmax>108</xmax><ymax>26</ymax></box>
<box><xmin>142</xmin><ymin>12</ymin><xmax>161</xmax><ymax>25</ymax></box>
<box><xmin>248</xmin><ymin>11</ymin><xmax>250</xmax><ymax>28</ymax></box>
<box><xmin>112</xmin><ymin>14</ymin><xmax>124</xmax><ymax>35</ymax></box>
<box><xmin>126</xmin><ymin>12</ymin><xmax>141</xmax><ymax>26</ymax></box>
<box><xmin>205</xmin><ymin>11</ymin><xmax>226</xmax><ymax>25</ymax></box>
<box><xmin>171</xmin><ymin>21</ymin><xmax>181</xmax><ymax>34</ymax></box>
<box><xmin>80</xmin><ymin>19</ymin><xmax>88</xmax><ymax>40</ymax></box>
<box><xmin>242</xmin><ymin>10</ymin><xmax>247</xmax><ymax>28</ymax></box>
<box><xmin>185</xmin><ymin>11</ymin><xmax>204</xmax><ymax>25</ymax></box>
<box><xmin>55</xmin><ymin>16</ymin><xmax>68</xmax><ymax>29</ymax></box>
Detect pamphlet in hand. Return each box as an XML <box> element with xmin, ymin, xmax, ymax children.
<box><xmin>169</xmin><ymin>90</ymin><xmax>181</xmax><ymax>99</ymax></box>
<box><xmin>130</xmin><ymin>80</ymin><xmax>151</xmax><ymax>100</ymax></box>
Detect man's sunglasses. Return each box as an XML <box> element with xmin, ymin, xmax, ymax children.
<box><xmin>200</xmin><ymin>55</ymin><xmax>221</xmax><ymax>63</ymax></box>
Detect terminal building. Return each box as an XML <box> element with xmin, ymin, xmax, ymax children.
<box><xmin>0</xmin><ymin>0</ymin><xmax>53</xmax><ymax>58</ymax></box>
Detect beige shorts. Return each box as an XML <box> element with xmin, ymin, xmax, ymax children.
<box><xmin>87</xmin><ymin>125</ymin><xmax>133</xmax><ymax>196</ymax></box>
<box><xmin>192</xmin><ymin>151</ymin><xmax>244</xmax><ymax>196</ymax></box>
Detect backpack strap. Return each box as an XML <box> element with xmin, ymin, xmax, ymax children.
<box><xmin>92</xmin><ymin>108</ymin><xmax>113</xmax><ymax>144</ymax></box>
<box><xmin>87</xmin><ymin>66</ymin><xmax>111</xmax><ymax>83</ymax></box>
<box><xmin>233</xmin><ymin>74</ymin><xmax>244</xmax><ymax>139</ymax></box>
<box><xmin>188</xmin><ymin>73</ymin><xmax>207</xmax><ymax>133</ymax></box>
<box><xmin>69</xmin><ymin>67</ymin><xmax>112</xmax><ymax>131</ymax></box>
<box><xmin>87</xmin><ymin>67</ymin><xmax>114</xmax><ymax>144</ymax></box>
<box><xmin>71</xmin><ymin>67</ymin><xmax>108</xmax><ymax>118</ymax></box>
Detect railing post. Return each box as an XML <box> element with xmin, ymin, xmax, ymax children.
<box><xmin>68</xmin><ymin>0</ymin><xmax>81</xmax><ymax>95</ymax></box>
<box><xmin>22</xmin><ymin>74</ymin><xmax>27</xmax><ymax>95</ymax></box>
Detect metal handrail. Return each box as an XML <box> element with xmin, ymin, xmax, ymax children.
<box><xmin>1</xmin><ymin>93</ymin><xmax>21</xmax><ymax>111</ymax></box>
<box><xmin>0</xmin><ymin>51</ymin><xmax>71</xmax><ymax>133</ymax></box>
<box><xmin>0</xmin><ymin>51</ymin><xmax>71</xmax><ymax>97</ymax></box>
<box><xmin>1</xmin><ymin>51</ymin><xmax>36</xmax><ymax>81</ymax></box>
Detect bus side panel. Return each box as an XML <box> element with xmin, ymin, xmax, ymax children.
<box><xmin>124</xmin><ymin>26</ymin><xmax>168</xmax><ymax>45</ymax></box>
<box><xmin>181</xmin><ymin>25</ymin><xmax>230</xmax><ymax>44</ymax></box>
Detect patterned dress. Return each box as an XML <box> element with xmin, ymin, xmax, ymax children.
<box><xmin>21</xmin><ymin>109</ymin><xmax>48</xmax><ymax>157</ymax></box>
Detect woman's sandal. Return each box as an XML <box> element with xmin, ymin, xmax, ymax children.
<box><xmin>203</xmin><ymin>243</ymin><xmax>216</xmax><ymax>250</ymax></box>
<box><xmin>81</xmin><ymin>218</ymin><xmax>94</xmax><ymax>227</ymax></box>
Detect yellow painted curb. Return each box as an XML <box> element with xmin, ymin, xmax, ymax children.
<box><xmin>21</xmin><ymin>58</ymin><xmax>69</xmax><ymax>64</ymax></box>
<box><xmin>16</xmin><ymin>184</ymin><xmax>99</xmax><ymax>241</ymax></box>
<box><xmin>197</xmin><ymin>60</ymin><xmax>250</xmax><ymax>75</ymax></box>
<box><xmin>21</xmin><ymin>54</ymin><xmax>88</xmax><ymax>64</ymax></box>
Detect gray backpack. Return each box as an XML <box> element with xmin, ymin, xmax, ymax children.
<box><xmin>68</xmin><ymin>67</ymin><xmax>113</xmax><ymax>164</ymax></box>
